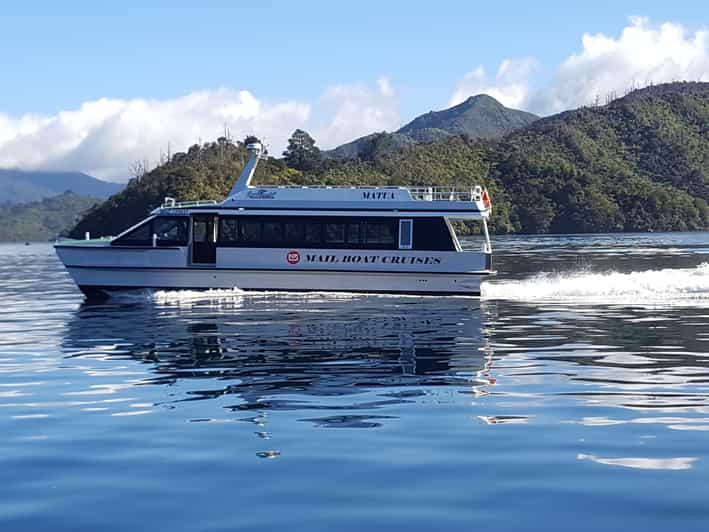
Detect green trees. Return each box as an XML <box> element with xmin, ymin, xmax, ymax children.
<box><xmin>0</xmin><ymin>192</ymin><xmax>99</xmax><ymax>241</ymax></box>
<box><xmin>69</xmin><ymin>82</ymin><xmax>709</xmax><ymax>238</ymax></box>
<box><xmin>69</xmin><ymin>139</ymin><xmax>296</xmax><ymax>239</ymax></box>
<box><xmin>283</xmin><ymin>129</ymin><xmax>322</xmax><ymax>171</ymax></box>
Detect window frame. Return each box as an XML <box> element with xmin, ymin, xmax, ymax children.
<box><xmin>412</xmin><ymin>217</ymin><xmax>457</xmax><ymax>251</ymax></box>
<box><xmin>398</xmin><ymin>219</ymin><xmax>413</xmax><ymax>250</ymax></box>
<box><xmin>153</xmin><ymin>216</ymin><xmax>190</xmax><ymax>246</ymax></box>
<box><xmin>111</xmin><ymin>216</ymin><xmax>189</xmax><ymax>247</ymax></box>
<box><xmin>363</xmin><ymin>219</ymin><xmax>398</xmax><ymax>249</ymax></box>
<box><xmin>214</xmin><ymin>215</ymin><xmax>401</xmax><ymax>250</ymax></box>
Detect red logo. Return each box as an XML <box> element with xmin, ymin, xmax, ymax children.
<box><xmin>287</xmin><ymin>250</ymin><xmax>300</xmax><ymax>264</ymax></box>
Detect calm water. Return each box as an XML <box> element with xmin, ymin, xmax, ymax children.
<box><xmin>2</xmin><ymin>234</ymin><xmax>709</xmax><ymax>531</ymax></box>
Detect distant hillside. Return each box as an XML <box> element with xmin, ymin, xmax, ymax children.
<box><xmin>70</xmin><ymin>139</ymin><xmax>298</xmax><ymax>238</ymax></box>
<box><xmin>0</xmin><ymin>192</ymin><xmax>100</xmax><ymax>242</ymax></box>
<box><xmin>491</xmin><ymin>81</ymin><xmax>709</xmax><ymax>232</ymax></box>
<box><xmin>0</xmin><ymin>169</ymin><xmax>123</xmax><ymax>204</ymax></box>
<box><xmin>324</xmin><ymin>132</ymin><xmax>418</xmax><ymax>161</ymax></box>
<box><xmin>71</xmin><ymin>82</ymin><xmax>709</xmax><ymax>237</ymax></box>
<box><xmin>399</xmin><ymin>94</ymin><xmax>539</xmax><ymax>138</ymax></box>
<box><xmin>325</xmin><ymin>94</ymin><xmax>539</xmax><ymax>160</ymax></box>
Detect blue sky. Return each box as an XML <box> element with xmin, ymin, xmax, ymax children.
<box><xmin>0</xmin><ymin>1</ymin><xmax>707</xmax><ymax>179</ymax></box>
<box><xmin>1</xmin><ymin>0</ymin><xmax>705</xmax><ymax>115</ymax></box>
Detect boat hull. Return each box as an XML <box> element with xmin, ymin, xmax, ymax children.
<box><xmin>65</xmin><ymin>266</ymin><xmax>486</xmax><ymax>298</ymax></box>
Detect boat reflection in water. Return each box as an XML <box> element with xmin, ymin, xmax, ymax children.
<box><xmin>61</xmin><ymin>291</ymin><xmax>495</xmax><ymax>427</ymax></box>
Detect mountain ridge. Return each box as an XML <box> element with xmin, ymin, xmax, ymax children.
<box><xmin>325</xmin><ymin>94</ymin><xmax>539</xmax><ymax>160</ymax></box>
<box><xmin>0</xmin><ymin>192</ymin><xmax>100</xmax><ymax>241</ymax></box>
<box><xmin>69</xmin><ymin>81</ymin><xmax>709</xmax><ymax>238</ymax></box>
<box><xmin>399</xmin><ymin>94</ymin><xmax>539</xmax><ymax>138</ymax></box>
<box><xmin>0</xmin><ymin>169</ymin><xmax>123</xmax><ymax>204</ymax></box>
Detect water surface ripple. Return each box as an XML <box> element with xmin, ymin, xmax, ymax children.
<box><xmin>2</xmin><ymin>234</ymin><xmax>709</xmax><ymax>531</ymax></box>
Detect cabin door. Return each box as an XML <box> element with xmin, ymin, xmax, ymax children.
<box><xmin>191</xmin><ymin>215</ymin><xmax>217</xmax><ymax>265</ymax></box>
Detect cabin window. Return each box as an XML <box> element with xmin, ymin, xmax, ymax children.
<box><xmin>118</xmin><ymin>221</ymin><xmax>152</xmax><ymax>243</ymax></box>
<box><xmin>324</xmin><ymin>223</ymin><xmax>345</xmax><ymax>245</ymax></box>
<box><xmin>213</xmin><ymin>215</ymin><xmax>400</xmax><ymax>250</ymax></box>
<box><xmin>111</xmin><ymin>215</ymin><xmax>456</xmax><ymax>250</ymax></box>
<box><xmin>263</xmin><ymin>221</ymin><xmax>283</xmax><ymax>243</ymax></box>
<box><xmin>193</xmin><ymin>220</ymin><xmax>208</xmax><ymax>242</ymax></box>
<box><xmin>219</xmin><ymin>216</ymin><xmax>239</xmax><ymax>242</ymax></box>
<box><xmin>413</xmin><ymin>218</ymin><xmax>456</xmax><ymax>251</ymax></box>
<box><xmin>240</xmin><ymin>220</ymin><xmax>262</xmax><ymax>242</ymax></box>
<box><xmin>398</xmin><ymin>219</ymin><xmax>413</xmax><ymax>249</ymax></box>
<box><xmin>304</xmin><ymin>222</ymin><xmax>322</xmax><ymax>244</ymax></box>
<box><xmin>112</xmin><ymin>216</ymin><xmax>188</xmax><ymax>246</ymax></box>
<box><xmin>153</xmin><ymin>217</ymin><xmax>188</xmax><ymax>245</ymax></box>
<box><xmin>284</xmin><ymin>221</ymin><xmax>304</xmax><ymax>242</ymax></box>
<box><xmin>365</xmin><ymin>221</ymin><xmax>397</xmax><ymax>247</ymax></box>
<box><xmin>346</xmin><ymin>222</ymin><xmax>362</xmax><ymax>245</ymax></box>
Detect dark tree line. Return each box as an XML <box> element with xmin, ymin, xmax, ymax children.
<box><xmin>70</xmin><ymin>82</ymin><xmax>709</xmax><ymax>238</ymax></box>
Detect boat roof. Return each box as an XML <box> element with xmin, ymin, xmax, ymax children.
<box><xmin>151</xmin><ymin>143</ymin><xmax>492</xmax><ymax>219</ymax></box>
<box><xmin>152</xmin><ymin>186</ymin><xmax>489</xmax><ymax>219</ymax></box>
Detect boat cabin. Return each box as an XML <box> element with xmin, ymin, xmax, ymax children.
<box><xmin>111</xmin><ymin>212</ymin><xmax>464</xmax><ymax>263</ymax></box>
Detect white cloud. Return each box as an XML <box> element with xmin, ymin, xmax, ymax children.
<box><xmin>538</xmin><ymin>17</ymin><xmax>709</xmax><ymax>113</ymax></box>
<box><xmin>0</xmin><ymin>89</ymin><xmax>310</xmax><ymax>180</ymax></box>
<box><xmin>451</xmin><ymin>18</ymin><xmax>709</xmax><ymax>115</ymax></box>
<box><xmin>7</xmin><ymin>17</ymin><xmax>707</xmax><ymax>181</ymax></box>
<box><xmin>0</xmin><ymin>77</ymin><xmax>399</xmax><ymax>180</ymax></box>
<box><xmin>449</xmin><ymin>58</ymin><xmax>538</xmax><ymax>109</ymax></box>
<box><xmin>314</xmin><ymin>76</ymin><xmax>401</xmax><ymax>147</ymax></box>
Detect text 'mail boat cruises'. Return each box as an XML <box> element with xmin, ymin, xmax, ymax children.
<box><xmin>55</xmin><ymin>142</ymin><xmax>494</xmax><ymax>298</ymax></box>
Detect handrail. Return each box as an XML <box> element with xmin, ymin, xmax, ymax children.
<box><xmin>159</xmin><ymin>198</ymin><xmax>218</xmax><ymax>209</ymax></box>
<box><xmin>407</xmin><ymin>186</ymin><xmax>482</xmax><ymax>202</ymax></box>
<box><xmin>155</xmin><ymin>186</ymin><xmax>484</xmax><ymax>210</ymax></box>
<box><xmin>230</xmin><ymin>185</ymin><xmax>484</xmax><ymax>202</ymax></box>
<box><xmin>262</xmin><ymin>185</ymin><xmax>406</xmax><ymax>190</ymax></box>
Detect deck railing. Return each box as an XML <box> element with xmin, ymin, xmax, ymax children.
<box><xmin>157</xmin><ymin>186</ymin><xmax>483</xmax><ymax>209</ymax></box>
<box><xmin>407</xmin><ymin>186</ymin><xmax>482</xmax><ymax>202</ymax></box>
<box><xmin>232</xmin><ymin>185</ymin><xmax>483</xmax><ymax>202</ymax></box>
<box><xmin>159</xmin><ymin>197</ymin><xmax>218</xmax><ymax>209</ymax></box>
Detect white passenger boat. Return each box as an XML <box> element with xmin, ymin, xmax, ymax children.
<box><xmin>55</xmin><ymin>143</ymin><xmax>493</xmax><ymax>298</ymax></box>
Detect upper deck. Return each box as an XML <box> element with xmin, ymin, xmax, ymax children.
<box><xmin>150</xmin><ymin>143</ymin><xmax>492</xmax><ymax>219</ymax></box>
<box><xmin>154</xmin><ymin>185</ymin><xmax>491</xmax><ymax>218</ymax></box>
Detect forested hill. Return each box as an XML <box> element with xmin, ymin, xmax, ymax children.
<box><xmin>70</xmin><ymin>139</ymin><xmax>299</xmax><ymax>238</ymax></box>
<box><xmin>325</xmin><ymin>94</ymin><xmax>538</xmax><ymax>160</ymax></box>
<box><xmin>70</xmin><ymin>82</ymin><xmax>709</xmax><ymax>238</ymax></box>
<box><xmin>0</xmin><ymin>192</ymin><xmax>100</xmax><ymax>242</ymax></box>
<box><xmin>495</xmin><ymin>81</ymin><xmax>709</xmax><ymax>232</ymax></box>
<box><xmin>0</xmin><ymin>169</ymin><xmax>123</xmax><ymax>204</ymax></box>
<box><xmin>398</xmin><ymin>94</ymin><xmax>539</xmax><ymax>139</ymax></box>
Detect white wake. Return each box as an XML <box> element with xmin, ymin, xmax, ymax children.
<box><xmin>481</xmin><ymin>263</ymin><xmax>709</xmax><ymax>304</ymax></box>
<box><xmin>105</xmin><ymin>288</ymin><xmax>245</xmax><ymax>305</ymax></box>
<box><xmin>152</xmin><ymin>288</ymin><xmax>245</xmax><ymax>304</ymax></box>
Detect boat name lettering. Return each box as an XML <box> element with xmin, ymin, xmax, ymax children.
<box><xmin>362</xmin><ymin>191</ymin><xmax>395</xmax><ymax>200</ymax></box>
<box><xmin>304</xmin><ymin>254</ymin><xmax>441</xmax><ymax>265</ymax></box>
<box><xmin>247</xmin><ymin>189</ymin><xmax>277</xmax><ymax>199</ymax></box>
